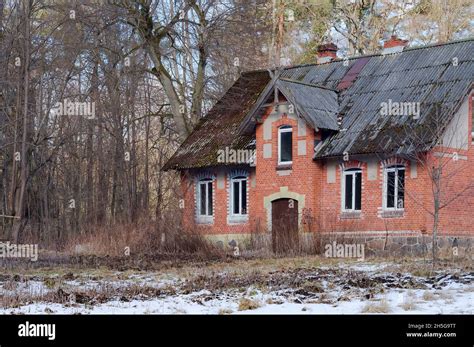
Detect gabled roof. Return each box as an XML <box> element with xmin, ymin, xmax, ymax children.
<box><xmin>164</xmin><ymin>38</ymin><xmax>474</xmax><ymax>170</ymax></box>
<box><xmin>240</xmin><ymin>77</ymin><xmax>340</xmax><ymax>132</ymax></box>
<box><xmin>275</xmin><ymin>78</ymin><xmax>339</xmax><ymax>131</ymax></box>
<box><xmin>163</xmin><ymin>70</ymin><xmax>271</xmax><ymax>170</ymax></box>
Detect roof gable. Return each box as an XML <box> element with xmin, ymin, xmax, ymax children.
<box><xmin>239</xmin><ymin>76</ymin><xmax>340</xmax><ymax>133</ymax></box>
<box><xmin>276</xmin><ymin>79</ymin><xmax>339</xmax><ymax>131</ymax></box>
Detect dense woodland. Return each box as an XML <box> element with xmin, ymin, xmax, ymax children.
<box><xmin>0</xmin><ymin>0</ymin><xmax>472</xmax><ymax>248</ymax></box>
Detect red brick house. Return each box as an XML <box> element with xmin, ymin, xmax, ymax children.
<box><xmin>164</xmin><ymin>37</ymin><xmax>474</xmax><ymax>254</ymax></box>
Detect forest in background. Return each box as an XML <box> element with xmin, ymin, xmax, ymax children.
<box><xmin>0</xmin><ymin>0</ymin><xmax>472</xmax><ymax>251</ymax></box>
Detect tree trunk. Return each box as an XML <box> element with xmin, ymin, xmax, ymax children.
<box><xmin>12</xmin><ymin>0</ymin><xmax>31</xmax><ymax>243</ymax></box>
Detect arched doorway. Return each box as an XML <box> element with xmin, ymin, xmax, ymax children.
<box><xmin>271</xmin><ymin>198</ymin><xmax>299</xmax><ymax>253</ymax></box>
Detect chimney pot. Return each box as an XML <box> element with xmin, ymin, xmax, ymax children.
<box><xmin>317</xmin><ymin>43</ymin><xmax>338</xmax><ymax>64</ymax></box>
<box><xmin>382</xmin><ymin>35</ymin><xmax>408</xmax><ymax>54</ymax></box>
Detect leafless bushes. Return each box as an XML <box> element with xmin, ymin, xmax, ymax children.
<box><xmin>65</xmin><ymin>222</ymin><xmax>156</xmax><ymax>257</ymax></box>
<box><xmin>64</xmin><ymin>215</ymin><xmax>224</xmax><ymax>260</ymax></box>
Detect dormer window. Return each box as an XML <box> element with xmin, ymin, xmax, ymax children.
<box><xmin>278</xmin><ymin>126</ymin><xmax>293</xmax><ymax>166</ymax></box>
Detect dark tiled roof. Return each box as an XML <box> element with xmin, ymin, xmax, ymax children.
<box><xmin>163</xmin><ymin>70</ymin><xmax>271</xmax><ymax>170</ymax></box>
<box><xmin>279</xmin><ymin>39</ymin><xmax>474</xmax><ymax>158</ymax></box>
<box><xmin>165</xmin><ymin>38</ymin><xmax>474</xmax><ymax>170</ymax></box>
<box><xmin>276</xmin><ymin>79</ymin><xmax>339</xmax><ymax>131</ymax></box>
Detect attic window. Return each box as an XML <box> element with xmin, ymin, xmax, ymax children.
<box><xmin>278</xmin><ymin>126</ymin><xmax>293</xmax><ymax>165</ymax></box>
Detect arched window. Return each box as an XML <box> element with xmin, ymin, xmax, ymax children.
<box><xmin>278</xmin><ymin>125</ymin><xmax>293</xmax><ymax>165</ymax></box>
<box><xmin>343</xmin><ymin>168</ymin><xmax>362</xmax><ymax>211</ymax></box>
<box><xmin>384</xmin><ymin>165</ymin><xmax>405</xmax><ymax>210</ymax></box>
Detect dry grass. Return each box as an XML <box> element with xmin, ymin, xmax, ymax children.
<box><xmin>63</xmin><ymin>218</ymin><xmax>225</xmax><ymax>260</ymax></box>
<box><xmin>436</xmin><ymin>290</ymin><xmax>453</xmax><ymax>299</ymax></box>
<box><xmin>399</xmin><ymin>298</ymin><xmax>418</xmax><ymax>311</ymax></box>
<box><xmin>0</xmin><ymin>279</ymin><xmax>174</xmax><ymax>309</ymax></box>
<box><xmin>218</xmin><ymin>308</ymin><xmax>233</xmax><ymax>315</ymax></box>
<box><xmin>3</xmin><ymin>280</ymin><xmax>18</xmax><ymax>291</ymax></box>
<box><xmin>1</xmin><ymin>256</ymin><xmax>471</xmax><ymax>312</ymax></box>
<box><xmin>238</xmin><ymin>297</ymin><xmax>261</xmax><ymax>311</ymax></box>
<box><xmin>361</xmin><ymin>299</ymin><xmax>391</xmax><ymax>313</ymax></box>
<box><xmin>64</xmin><ymin>223</ymin><xmax>158</xmax><ymax>256</ymax></box>
<box><xmin>422</xmin><ymin>291</ymin><xmax>436</xmax><ymax>301</ymax></box>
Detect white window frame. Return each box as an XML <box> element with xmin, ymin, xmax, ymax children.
<box><xmin>230</xmin><ymin>176</ymin><xmax>247</xmax><ymax>216</ymax></box>
<box><xmin>342</xmin><ymin>168</ymin><xmax>362</xmax><ymax>212</ymax></box>
<box><xmin>383</xmin><ymin>165</ymin><xmax>405</xmax><ymax>210</ymax></box>
<box><xmin>228</xmin><ymin>175</ymin><xmax>249</xmax><ymax>224</ymax></box>
<box><xmin>278</xmin><ymin>126</ymin><xmax>293</xmax><ymax>166</ymax></box>
<box><xmin>196</xmin><ymin>178</ymin><xmax>213</xmax><ymax>224</ymax></box>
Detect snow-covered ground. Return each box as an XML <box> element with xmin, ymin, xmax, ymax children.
<box><xmin>1</xmin><ymin>261</ymin><xmax>472</xmax><ymax>314</ymax></box>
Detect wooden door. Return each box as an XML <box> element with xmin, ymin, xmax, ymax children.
<box><xmin>271</xmin><ymin>198</ymin><xmax>299</xmax><ymax>253</ymax></box>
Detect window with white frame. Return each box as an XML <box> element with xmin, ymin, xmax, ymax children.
<box><xmin>343</xmin><ymin>168</ymin><xmax>362</xmax><ymax>211</ymax></box>
<box><xmin>231</xmin><ymin>176</ymin><xmax>247</xmax><ymax>216</ymax></box>
<box><xmin>278</xmin><ymin>126</ymin><xmax>292</xmax><ymax>165</ymax></box>
<box><xmin>197</xmin><ymin>178</ymin><xmax>213</xmax><ymax>219</ymax></box>
<box><xmin>384</xmin><ymin>165</ymin><xmax>405</xmax><ymax>210</ymax></box>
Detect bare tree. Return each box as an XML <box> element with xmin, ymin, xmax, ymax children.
<box><xmin>381</xmin><ymin>100</ymin><xmax>474</xmax><ymax>264</ymax></box>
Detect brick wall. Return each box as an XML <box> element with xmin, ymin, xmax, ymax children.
<box><xmin>181</xmin><ymin>168</ymin><xmax>256</xmax><ymax>235</ymax></box>
<box><xmin>180</xmin><ymin>93</ymin><xmax>474</xmax><ymax>239</ymax></box>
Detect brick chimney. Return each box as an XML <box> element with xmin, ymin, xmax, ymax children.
<box><xmin>317</xmin><ymin>43</ymin><xmax>338</xmax><ymax>64</ymax></box>
<box><xmin>382</xmin><ymin>35</ymin><xmax>408</xmax><ymax>54</ymax></box>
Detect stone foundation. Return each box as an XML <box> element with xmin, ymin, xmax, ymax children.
<box><xmin>205</xmin><ymin>231</ymin><xmax>473</xmax><ymax>259</ymax></box>
<box><xmin>311</xmin><ymin>232</ymin><xmax>472</xmax><ymax>258</ymax></box>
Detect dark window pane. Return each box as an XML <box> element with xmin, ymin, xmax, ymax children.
<box><xmin>207</xmin><ymin>182</ymin><xmax>213</xmax><ymax>215</ymax></box>
<box><xmin>199</xmin><ymin>183</ymin><xmax>206</xmax><ymax>215</ymax></box>
<box><xmin>241</xmin><ymin>181</ymin><xmax>247</xmax><ymax>214</ymax></box>
<box><xmin>397</xmin><ymin>170</ymin><xmax>405</xmax><ymax>208</ymax></box>
<box><xmin>280</xmin><ymin>130</ymin><xmax>292</xmax><ymax>162</ymax></box>
<box><xmin>387</xmin><ymin>171</ymin><xmax>395</xmax><ymax>208</ymax></box>
<box><xmin>355</xmin><ymin>172</ymin><xmax>362</xmax><ymax>210</ymax></box>
<box><xmin>233</xmin><ymin>181</ymin><xmax>240</xmax><ymax>214</ymax></box>
<box><xmin>345</xmin><ymin>174</ymin><xmax>353</xmax><ymax>209</ymax></box>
